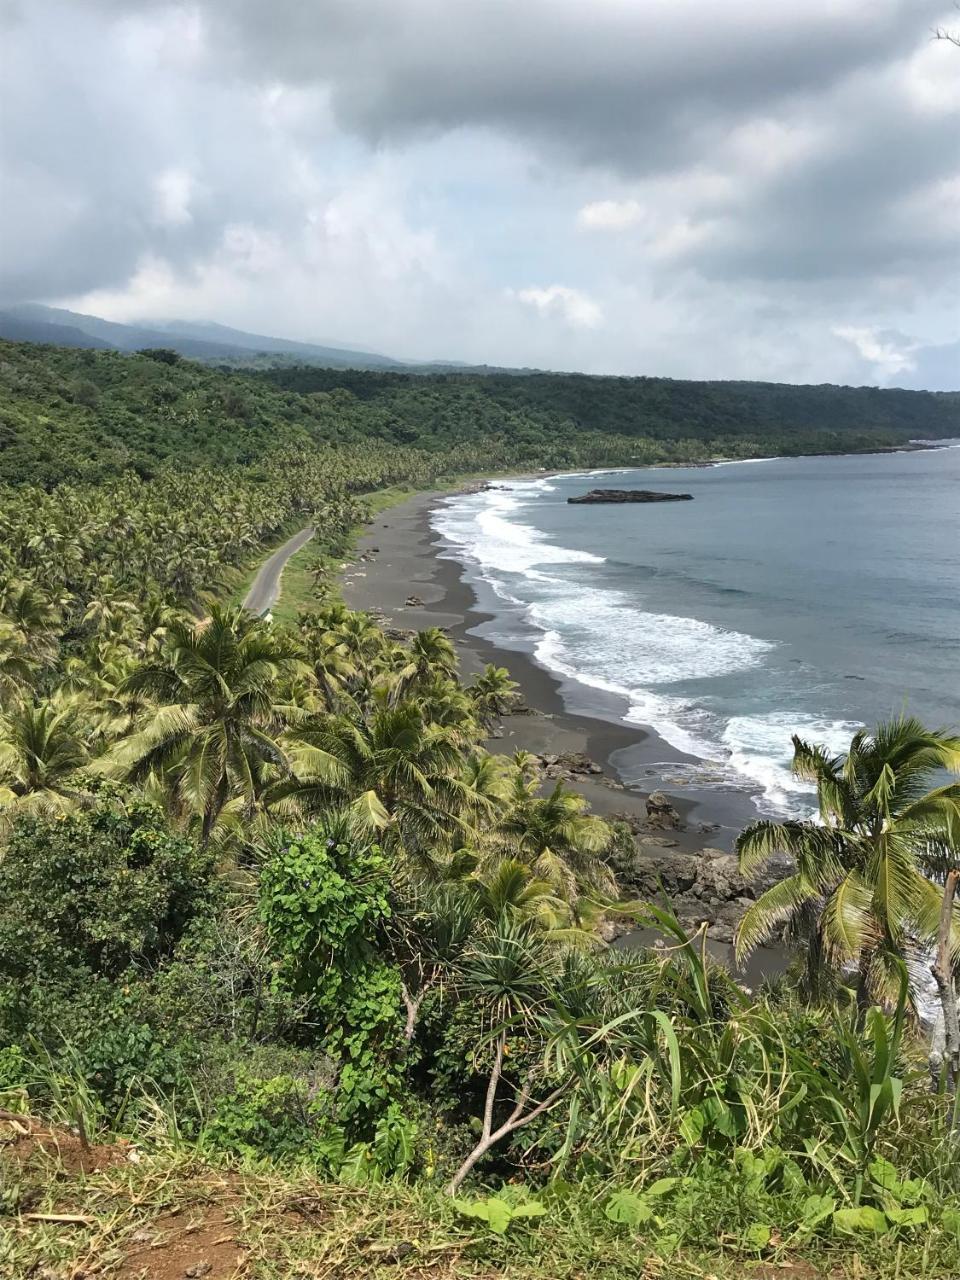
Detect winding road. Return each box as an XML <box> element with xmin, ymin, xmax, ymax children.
<box><xmin>242</xmin><ymin>526</ymin><xmax>315</xmax><ymax>616</ymax></box>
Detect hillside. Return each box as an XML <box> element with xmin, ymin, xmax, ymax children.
<box><xmin>1</xmin><ymin>338</ymin><xmax>956</xmax><ymax>491</ymax></box>
<box><xmin>264</xmin><ymin>365</ymin><xmax>960</xmax><ymax>450</ymax></box>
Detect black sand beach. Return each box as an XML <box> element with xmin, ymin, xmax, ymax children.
<box><xmin>340</xmin><ymin>487</ymin><xmax>761</xmax><ymax>853</ymax></box>
<box><xmin>339</xmin><ymin>485</ymin><xmax>789</xmax><ymax>985</ymax></box>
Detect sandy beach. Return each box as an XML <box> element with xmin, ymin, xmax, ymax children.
<box><xmin>340</xmin><ymin>485</ymin><xmax>761</xmax><ymax>854</ymax></box>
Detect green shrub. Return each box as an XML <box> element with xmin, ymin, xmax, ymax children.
<box><xmin>0</xmin><ymin>792</ymin><xmax>213</xmax><ymax>982</ymax></box>
<box><xmin>259</xmin><ymin>821</ymin><xmax>404</xmax><ymax>1128</ymax></box>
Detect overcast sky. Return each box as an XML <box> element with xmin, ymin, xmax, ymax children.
<box><xmin>1</xmin><ymin>1</ymin><xmax>958</xmax><ymax>387</ymax></box>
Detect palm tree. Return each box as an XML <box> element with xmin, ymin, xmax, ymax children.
<box><xmin>469</xmin><ymin>663</ymin><xmax>520</xmax><ymax>728</ymax></box>
<box><xmin>0</xmin><ymin>580</ymin><xmax>60</xmax><ymax>667</ymax></box>
<box><xmin>735</xmin><ymin>716</ymin><xmax>960</xmax><ymax>1006</ymax></box>
<box><xmin>0</xmin><ymin>698</ymin><xmax>89</xmax><ymax>827</ymax></box>
<box><xmin>393</xmin><ymin>627</ymin><xmax>459</xmax><ymax>695</ymax></box>
<box><xmin>97</xmin><ymin>607</ymin><xmax>303</xmax><ymax>841</ymax></box>
<box><xmin>284</xmin><ymin>695</ymin><xmax>470</xmax><ymax>862</ymax></box>
<box><xmin>497</xmin><ymin>776</ymin><xmax>615</xmax><ymax>910</ymax></box>
<box><xmin>0</xmin><ymin>624</ymin><xmax>34</xmax><ymax>701</ymax></box>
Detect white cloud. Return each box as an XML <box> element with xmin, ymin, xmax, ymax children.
<box><xmin>832</xmin><ymin>326</ymin><xmax>918</xmax><ymax>379</ymax></box>
<box><xmin>578</xmin><ymin>199</ymin><xmax>645</xmax><ymax>231</ymax></box>
<box><xmin>511</xmin><ymin>285</ymin><xmax>604</xmax><ymax>329</ymax></box>
<box><xmin>152</xmin><ymin>167</ymin><xmax>194</xmax><ymax>226</ymax></box>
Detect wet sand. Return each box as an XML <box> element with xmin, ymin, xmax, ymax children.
<box><xmin>340</xmin><ymin>487</ymin><xmax>761</xmax><ymax>853</ymax></box>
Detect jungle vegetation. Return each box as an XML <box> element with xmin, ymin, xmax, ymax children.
<box><xmin>1</xmin><ymin>338</ymin><xmax>960</xmax><ymax>1279</ymax></box>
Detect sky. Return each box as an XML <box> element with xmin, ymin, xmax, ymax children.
<box><xmin>1</xmin><ymin>0</ymin><xmax>958</xmax><ymax>387</ymax></box>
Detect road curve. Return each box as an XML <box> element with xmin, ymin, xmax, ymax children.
<box><xmin>242</xmin><ymin>526</ymin><xmax>315</xmax><ymax>616</ymax></box>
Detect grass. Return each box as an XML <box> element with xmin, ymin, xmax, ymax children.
<box><xmin>3</xmin><ymin>1121</ymin><xmax>959</xmax><ymax>1280</ymax></box>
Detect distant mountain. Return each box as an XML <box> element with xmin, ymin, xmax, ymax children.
<box><xmin>0</xmin><ymin>304</ymin><xmax>405</xmax><ymax>370</ymax></box>
<box><xmin>0</xmin><ymin>308</ymin><xmax>115</xmax><ymax>350</ymax></box>
<box><xmin>145</xmin><ymin>317</ymin><xmax>402</xmax><ymax>369</ymax></box>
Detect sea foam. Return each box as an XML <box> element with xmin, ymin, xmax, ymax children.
<box><xmin>432</xmin><ymin>476</ymin><xmax>856</xmax><ymax>818</ymax></box>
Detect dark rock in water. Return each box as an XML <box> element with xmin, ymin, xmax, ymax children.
<box><xmin>568</xmin><ymin>488</ymin><xmax>693</xmax><ymax>505</ymax></box>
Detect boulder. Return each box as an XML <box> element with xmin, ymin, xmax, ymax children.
<box><xmin>645</xmin><ymin>789</ymin><xmax>684</xmax><ymax>830</ymax></box>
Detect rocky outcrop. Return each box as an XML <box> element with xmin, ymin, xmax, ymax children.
<box><xmin>568</xmin><ymin>489</ymin><xmax>693</xmax><ymax>504</ymax></box>
<box><xmin>615</xmin><ymin>840</ymin><xmax>792</xmax><ymax>944</ymax></box>
<box><xmin>645</xmin><ymin>789</ymin><xmax>683</xmax><ymax>830</ymax></box>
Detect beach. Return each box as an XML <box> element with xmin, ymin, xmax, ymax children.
<box><xmin>340</xmin><ymin>485</ymin><xmax>763</xmax><ymax>852</ymax></box>
<box><xmin>339</xmin><ymin>484</ymin><xmax>794</xmax><ymax>982</ymax></box>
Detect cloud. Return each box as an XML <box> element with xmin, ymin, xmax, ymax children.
<box><xmin>578</xmin><ymin>200</ymin><xmax>645</xmax><ymax>232</ymax></box>
<box><xmin>0</xmin><ymin>0</ymin><xmax>957</xmax><ymax>385</ymax></box>
<box><xmin>833</xmin><ymin>327</ymin><xmax>918</xmax><ymax>380</ymax></box>
<box><xmin>511</xmin><ymin>285</ymin><xmax>603</xmax><ymax>329</ymax></box>
<box><xmin>152</xmin><ymin>168</ymin><xmax>195</xmax><ymax>227</ymax></box>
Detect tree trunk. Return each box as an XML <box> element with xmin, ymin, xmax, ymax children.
<box><xmin>445</xmin><ymin>1033</ymin><xmax>569</xmax><ymax>1195</ymax></box>
<box><xmin>930</xmin><ymin>869</ymin><xmax>960</xmax><ymax>1093</ymax></box>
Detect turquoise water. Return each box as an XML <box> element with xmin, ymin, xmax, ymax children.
<box><xmin>433</xmin><ymin>447</ymin><xmax>960</xmax><ymax>818</ymax></box>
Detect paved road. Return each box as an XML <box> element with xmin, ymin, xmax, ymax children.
<box><xmin>242</xmin><ymin>526</ymin><xmax>315</xmax><ymax>616</ymax></box>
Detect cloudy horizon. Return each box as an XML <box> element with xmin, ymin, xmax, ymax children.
<box><xmin>1</xmin><ymin>1</ymin><xmax>958</xmax><ymax>388</ymax></box>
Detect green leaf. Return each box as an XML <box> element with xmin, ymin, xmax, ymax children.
<box><xmin>644</xmin><ymin>1177</ymin><xmax>679</xmax><ymax>1199</ymax></box>
<box><xmin>511</xmin><ymin>1201</ymin><xmax>546</xmax><ymax>1220</ymax></box>
<box><xmin>942</xmin><ymin>1206</ymin><xmax>960</xmax><ymax>1236</ymax></box>
<box><xmin>868</xmin><ymin>1157</ymin><xmax>900</xmax><ymax>1193</ymax></box>
<box><xmin>743</xmin><ymin>1223</ymin><xmax>772</xmax><ymax>1250</ymax></box>
<box><xmin>604</xmin><ymin>1190</ymin><xmax>653</xmax><ymax>1226</ymax></box>
<box><xmin>886</xmin><ymin>1206</ymin><xmax>928</xmax><ymax>1228</ymax></box>
<box><xmin>801</xmin><ymin>1194</ymin><xmax>836</xmax><ymax>1227</ymax></box>
<box><xmin>679</xmin><ymin>1106</ymin><xmax>704</xmax><ymax>1146</ymax></box>
<box><xmin>833</xmin><ymin>1206</ymin><xmax>888</xmax><ymax>1235</ymax></box>
<box><xmin>482</xmin><ymin>1199</ymin><xmax>513</xmax><ymax>1235</ymax></box>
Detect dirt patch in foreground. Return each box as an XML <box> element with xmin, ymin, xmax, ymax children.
<box><xmin>115</xmin><ymin>1205</ymin><xmax>246</xmax><ymax>1280</ymax></box>
<box><xmin>1</xmin><ymin>1113</ymin><xmax>131</xmax><ymax>1176</ymax></box>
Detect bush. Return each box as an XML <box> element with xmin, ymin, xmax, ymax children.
<box><xmin>259</xmin><ymin>821</ymin><xmax>405</xmax><ymax>1128</ymax></box>
<box><xmin>0</xmin><ymin>792</ymin><xmax>213</xmax><ymax>982</ymax></box>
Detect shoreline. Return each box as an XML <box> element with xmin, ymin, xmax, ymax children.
<box><xmin>340</xmin><ymin>486</ymin><xmax>762</xmax><ymax>850</ymax></box>
<box><xmin>339</xmin><ymin>484</ymin><xmax>791</xmax><ymax>983</ymax></box>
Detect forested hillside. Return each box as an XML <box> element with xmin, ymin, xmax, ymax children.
<box><xmin>263</xmin><ymin>364</ymin><xmax>960</xmax><ymax>452</ymax></box>
<box><xmin>1</xmin><ymin>339</ymin><xmax>956</xmax><ymax>490</ymax></box>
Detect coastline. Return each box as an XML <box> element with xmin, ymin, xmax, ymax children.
<box><xmin>339</xmin><ymin>484</ymin><xmax>790</xmax><ymax>983</ymax></box>
<box><xmin>340</xmin><ymin>485</ymin><xmax>761</xmax><ymax>850</ymax></box>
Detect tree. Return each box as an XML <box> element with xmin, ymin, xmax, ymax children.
<box><xmin>392</xmin><ymin>627</ymin><xmax>458</xmax><ymax>697</ymax></box>
<box><xmin>469</xmin><ymin>663</ymin><xmax>520</xmax><ymax>728</ymax></box>
<box><xmin>284</xmin><ymin>695</ymin><xmax>471</xmax><ymax>864</ymax></box>
<box><xmin>0</xmin><ymin>698</ymin><xmax>89</xmax><ymax>828</ymax></box>
<box><xmin>98</xmin><ymin>607</ymin><xmax>302</xmax><ymax>841</ymax></box>
<box><xmin>497</xmin><ymin>774</ymin><xmax>615</xmax><ymax>912</ymax></box>
<box><xmin>735</xmin><ymin>717</ymin><xmax>960</xmax><ymax>1010</ymax></box>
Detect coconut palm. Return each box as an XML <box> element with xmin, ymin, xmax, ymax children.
<box><xmin>469</xmin><ymin>663</ymin><xmax>520</xmax><ymax>728</ymax></box>
<box><xmin>393</xmin><ymin>627</ymin><xmax>459</xmax><ymax>695</ymax></box>
<box><xmin>0</xmin><ymin>625</ymin><xmax>34</xmax><ymax>700</ymax></box>
<box><xmin>498</xmin><ymin>776</ymin><xmax>615</xmax><ymax>909</ymax></box>
<box><xmin>284</xmin><ymin>695</ymin><xmax>470</xmax><ymax>861</ymax></box>
<box><xmin>735</xmin><ymin>716</ymin><xmax>960</xmax><ymax>1005</ymax></box>
<box><xmin>0</xmin><ymin>698</ymin><xmax>89</xmax><ymax>827</ymax></box>
<box><xmin>98</xmin><ymin>607</ymin><xmax>303</xmax><ymax>841</ymax></box>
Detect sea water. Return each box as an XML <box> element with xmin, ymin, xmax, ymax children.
<box><xmin>432</xmin><ymin>447</ymin><xmax>960</xmax><ymax>819</ymax></box>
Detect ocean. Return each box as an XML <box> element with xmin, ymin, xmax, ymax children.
<box><xmin>432</xmin><ymin>447</ymin><xmax>960</xmax><ymax>820</ymax></box>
